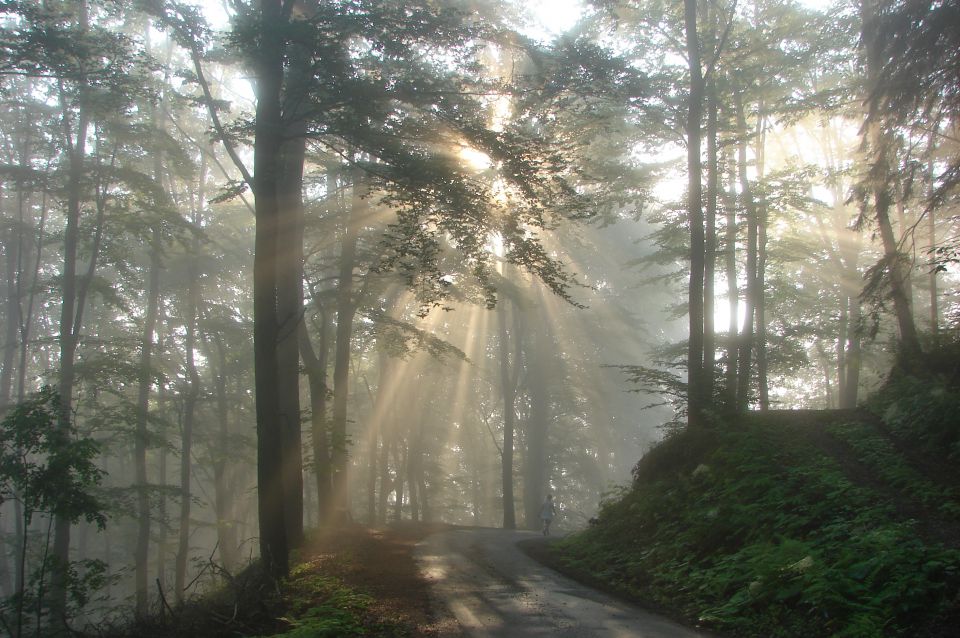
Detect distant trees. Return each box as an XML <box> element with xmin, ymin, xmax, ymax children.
<box><xmin>0</xmin><ymin>388</ymin><xmax>106</xmax><ymax>638</ymax></box>
<box><xmin>597</xmin><ymin>0</ymin><xmax>937</xmax><ymax>416</ymax></box>
<box><xmin>0</xmin><ymin>0</ymin><xmax>957</xmax><ymax>628</ymax></box>
<box><xmin>858</xmin><ymin>0</ymin><xmax>960</xmax><ymax>368</ymax></box>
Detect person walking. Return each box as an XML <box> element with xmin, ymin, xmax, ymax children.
<box><xmin>540</xmin><ymin>494</ymin><xmax>556</xmax><ymax>536</ymax></box>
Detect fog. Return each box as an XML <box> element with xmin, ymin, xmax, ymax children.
<box><xmin>0</xmin><ymin>0</ymin><xmax>956</xmax><ymax>633</ymax></box>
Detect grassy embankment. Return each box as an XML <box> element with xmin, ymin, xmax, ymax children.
<box><xmin>557</xmin><ymin>374</ymin><xmax>960</xmax><ymax>637</ymax></box>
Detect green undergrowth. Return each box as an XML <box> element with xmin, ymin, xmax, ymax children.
<box><xmin>256</xmin><ymin>560</ymin><xmax>375</xmax><ymax>638</ymax></box>
<box><xmin>558</xmin><ymin>379</ymin><xmax>960</xmax><ymax>637</ymax></box>
<box><xmin>113</xmin><ymin>541</ymin><xmax>410</xmax><ymax>638</ymax></box>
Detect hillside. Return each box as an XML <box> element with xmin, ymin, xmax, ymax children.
<box><xmin>556</xmin><ymin>377</ymin><xmax>960</xmax><ymax>637</ymax></box>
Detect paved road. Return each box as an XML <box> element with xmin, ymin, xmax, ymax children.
<box><xmin>416</xmin><ymin>527</ymin><xmax>712</xmax><ymax>638</ymax></box>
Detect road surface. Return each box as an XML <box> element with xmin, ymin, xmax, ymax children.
<box><xmin>416</xmin><ymin>527</ymin><xmax>712</xmax><ymax>637</ymax></box>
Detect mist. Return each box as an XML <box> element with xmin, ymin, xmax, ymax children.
<box><xmin>0</xmin><ymin>0</ymin><xmax>957</xmax><ymax>635</ymax></box>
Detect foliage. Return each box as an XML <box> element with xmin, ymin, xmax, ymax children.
<box><xmin>558</xmin><ymin>400</ymin><xmax>960</xmax><ymax>636</ymax></box>
<box><xmin>0</xmin><ymin>387</ymin><xmax>109</xmax><ymax>636</ymax></box>
<box><xmin>866</xmin><ymin>359</ymin><xmax>960</xmax><ymax>463</ymax></box>
<box><xmin>0</xmin><ymin>387</ymin><xmax>105</xmax><ymax>528</ymax></box>
<box><xmin>257</xmin><ymin>565</ymin><xmax>374</xmax><ymax>638</ymax></box>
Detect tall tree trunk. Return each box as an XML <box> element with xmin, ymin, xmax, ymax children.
<box><xmin>927</xmin><ymin>159</ymin><xmax>939</xmax><ymax>338</ymax></box>
<box><xmin>861</xmin><ymin>0</ymin><xmax>921</xmax><ymax>365</ymax></box>
<box><xmin>754</xmin><ymin>112</ymin><xmax>769</xmax><ymax>410</ymax></box>
<box><xmin>407</xmin><ymin>422</ymin><xmax>420</xmax><ymax>523</ymax></box>
<box><xmin>684</xmin><ymin>0</ymin><xmax>706</xmax><ymax>427</ymax></box>
<box><xmin>175</xmin><ymin>168</ymin><xmax>204</xmax><ymax>602</ymax></box>
<box><xmin>836</xmin><ymin>299</ymin><xmax>848</xmax><ymax>405</ymax></box>
<box><xmin>157</xmin><ymin>437</ymin><xmax>168</xmax><ymax>594</ymax></box>
<box><xmin>735</xmin><ymin>91</ymin><xmax>758</xmax><ymax>412</ymax></box>
<box><xmin>276</xmin><ymin>126</ymin><xmax>306</xmax><ymax>548</ymax></box>
<box><xmin>841</xmin><ymin>295</ymin><xmax>863</xmax><ymax>409</ymax></box>
<box><xmin>252</xmin><ymin>0</ymin><xmax>288</xmax><ymax>578</ymax></box>
<box><xmin>134</xmin><ymin>226</ymin><xmax>162</xmax><ymax>615</ymax></box>
<box><xmin>703</xmin><ymin>75</ymin><xmax>719</xmax><ymax>406</ymax></box>
<box><xmin>377</xmin><ymin>419</ymin><xmax>391</xmax><ymax>524</ymax></box>
<box><xmin>365</xmin><ymin>346</ymin><xmax>395</xmax><ymax>525</ymax></box>
<box><xmin>393</xmin><ymin>439</ymin><xmax>406</xmax><ymax>522</ymax></box>
<box><xmin>871</xmin><ymin>145</ymin><xmax>921</xmax><ymax>363</ymax></box>
<box><xmin>522</xmin><ymin>317</ymin><xmax>551</xmax><ymax>530</ymax></box>
<box><xmin>331</xmin><ymin>169</ymin><xmax>364</xmax><ymax>522</ymax></box>
<box><xmin>300</xmin><ymin>304</ymin><xmax>331</xmax><ymax>524</ymax></box>
<box><xmin>211</xmin><ymin>337</ymin><xmax>238</xmax><ymax>571</ymax></box>
<box><xmin>51</xmin><ymin>1</ymin><xmax>91</xmax><ymax>612</ymax></box>
<box><xmin>723</xmin><ymin>152</ymin><xmax>739</xmax><ymax>407</ymax></box>
<box><xmin>0</xmin><ymin>221</ymin><xmax>19</xmax><ymax>414</ymax></box>
<box><xmin>497</xmin><ymin>300</ymin><xmax>519</xmax><ymax>529</ymax></box>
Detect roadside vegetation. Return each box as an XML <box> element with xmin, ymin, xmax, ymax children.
<box><xmin>106</xmin><ymin>524</ymin><xmax>448</xmax><ymax>638</ymax></box>
<box><xmin>557</xmin><ymin>358</ymin><xmax>960</xmax><ymax>637</ymax></box>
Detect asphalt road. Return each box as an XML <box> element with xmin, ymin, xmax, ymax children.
<box><xmin>416</xmin><ymin>527</ymin><xmax>712</xmax><ymax>638</ymax></box>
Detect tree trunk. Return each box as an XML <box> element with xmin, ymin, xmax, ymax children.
<box><xmin>134</xmin><ymin>226</ymin><xmax>162</xmax><ymax>615</ymax></box>
<box><xmin>300</xmin><ymin>305</ymin><xmax>331</xmax><ymax>524</ymax></box>
<box><xmin>684</xmin><ymin>0</ymin><xmax>706</xmax><ymax>427</ymax></box>
<box><xmin>276</xmin><ymin>125</ymin><xmax>306</xmax><ymax>548</ymax></box>
<box><xmin>252</xmin><ymin>0</ymin><xmax>289</xmax><ymax>578</ymax></box>
<box><xmin>211</xmin><ymin>337</ymin><xmax>239</xmax><ymax>571</ymax></box>
<box><xmin>836</xmin><ymin>299</ymin><xmax>848</xmax><ymax>405</ymax></box>
<box><xmin>0</xmin><ymin>221</ymin><xmax>19</xmax><ymax>414</ymax></box>
<box><xmin>175</xmin><ymin>175</ymin><xmax>204</xmax><ymax>602</ymax></box>
<box><xmin>703</xmin><ymin>75</ymin><xmax>718</xmax><ymax>407</ymax></box>
<box><xmin>861</xmin><ymin>0</ymin><xmax>922</xmax><ymax>365</ymax></box>
<box><xmin>365</xmin><ymin>347</ymin><xmax>394</xmax><ymax>525</ymax></box>
<box><xmin>522</xmin><ymin>319</ymin><xmax>551</xmax><ymax>530</ymax></box>
<box><xmin>754</xmin><ymin>112</ymin><xmax>769</xmax><ymax>410</ymax></box>
<box><xmin>723</xmin><ymin>151</ymin><xmax>739</xmax><ymax>408</ymax></box>
<box><xmin>927</xmin><ymin>159</ymin><xmax>939</xmax><ymax>338</ymax></box>
<box><xmin>331</xmin><ymin>169</ymin><xmax>364</xmax><ymax>522</ymax></box>
<box><xmin>735</xmin><ymin>91</ymin><xmax>758</xmax><ymax>413</ymax></box>
<box><xmin>498</xmin><ymin>300</ymin><xmax>518</xmax><ymax>529</ymax></box>
<box><xmin>51</xmin><ymin>14</ymin><xmax>91</xmax><ymax>614</ymax></box>
<box><xmin>393</xmin><ymin>438</ymin><xmax>406</xmax><ymax>522</ymax></box>
<box><xmin>377</xmin><ymin>423</ymin><xmax>391</xmax><ymax>524</ymax></box>
<box><xmin>841</xmin><ymin>296</ymin><xmax>862</xmax><ymax>409</ymax></box>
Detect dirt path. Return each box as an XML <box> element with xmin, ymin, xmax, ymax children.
<box><xmin>416</xmin><ymin>527</ymin><xmax>712</xmax><ymax>637</ymax></box>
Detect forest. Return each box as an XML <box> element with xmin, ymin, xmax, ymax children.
<box><xmin>0</xmin><ymin>0</ymin><xmax>957</xmax><ymax>636</ymax></box>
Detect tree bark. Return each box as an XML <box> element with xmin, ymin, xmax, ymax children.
<box><xmin>331</xmin><ymin>169</ymin><xmax>364</xmax><ymax>522</ymax></box>
<box><xmin>0</xmin><ymin>220</ymin><xmax>19</xmax><ymax>414</ymax></box>
<box><xmin>497</xmin><ymin>299</ymin><xmax>520</xmax><ymax>529</ymax></box>
<box><xmin>51</xmin><ymin>9</ymin><xmax>91</xmax><ymax>613</ymax></box>
<box><xmin>735</xmin><ymin>91</ymin><xmax>758</xmax><ymax>413</ymax></box>
<box><xmin>684</xmin><ymin>0</ymin><xmax>706</xmax><ymax>427</ymax></box>
<box><xmin>861</xmin><ymin>0</ymin><xmax>922</xmax><ymax>365</ymax></box>
<box><xmin>300</xmin><ymin>304</ymin><xmax>331</xmax><ymax>524</ymax></box>
<box><xmin>522</xmin><ymin>318</ymin><xmax>551</xmax><ymax>530</ymax></box>
<box><xmin>754</xmin><ymin>112</ymin><xmax>769</xmax><ymax>410</ymax></box>
<box><xmin>927</xmin><ymin>159</ymin><xmax>939</xmax><ymax>338</ymax></box>
<box><xmin>723</xmin><ymin>150</ymin><xmax>739</xmax><ymax>408</ymax></box>
<box><xmin>276</xmin><ymin>125</ymin><xmax>306</xmax><ymax>548</ymax></box>
<box><xmin>703</xmin><ymin>75</ymin><xmax>719</xmax><ymax>406</ymax></box>
<box><xmin>211</xmin><ymin>337</ymin><xmax>238</xmax><ymax>571</ymax></box>
<box><xmin>134</xmin><ymin>226</ymin><xmax>162</xmax><ymax>615</ymax></box>
<box><xmin>175</xmin><ymin>169</ymin><xmax>204</xmax><ymax>602</ymax></box>
<box><xmin>252</xmin><ymin>0</ymin><xmax>288</xmax><ymax>578</ymax></box>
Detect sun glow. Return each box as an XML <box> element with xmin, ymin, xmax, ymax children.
<box><xmin>458</xmin><ymin>145</ymin><xmax>492</xmax><ymax>171</ymax></box>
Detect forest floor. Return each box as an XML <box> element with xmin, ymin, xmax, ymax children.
<box><xmin>298</xmin><ymin>521</ymin><xmax>464</xmax><ymax>637</ymax></box>
<box><xmin>116</xmin><ymin>521</ymin><xmax>462</xmax><ymax>637</ymax></box>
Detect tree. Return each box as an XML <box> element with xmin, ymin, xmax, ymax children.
<box><xmin>0</xmin><ymin>388</ymin><xmax>105</xmax><ymax>637</ymax></box>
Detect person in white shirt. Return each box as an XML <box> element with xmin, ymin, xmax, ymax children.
<box><xmin>540</xmin><ymin>494</ymin><xmax>557</xmax><ymax>536</ymax></box>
